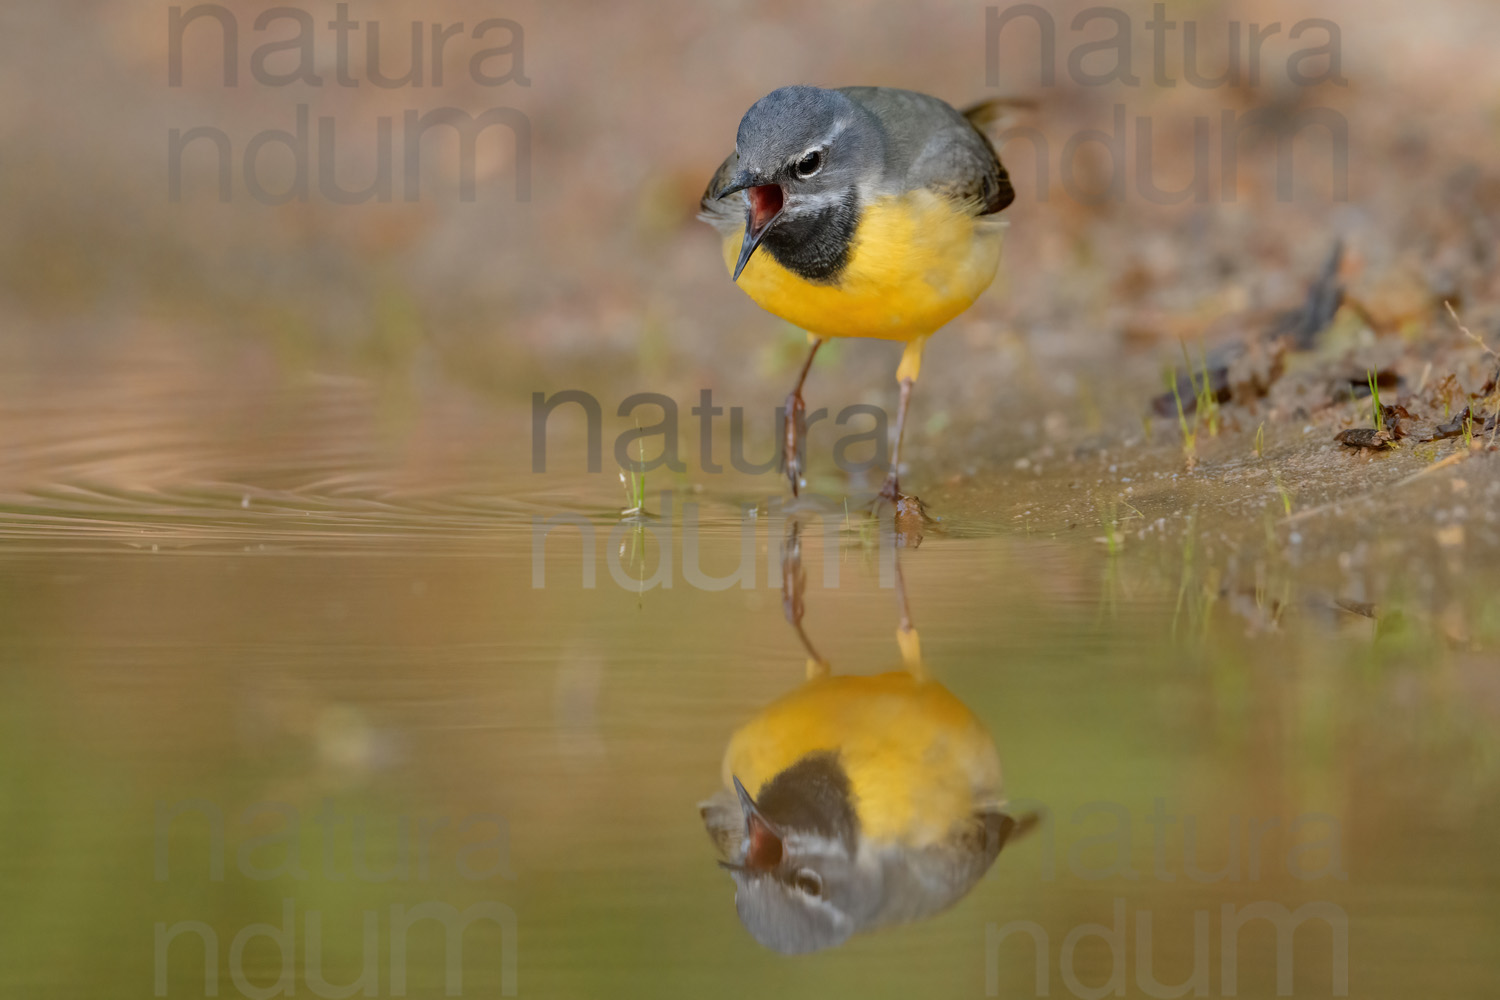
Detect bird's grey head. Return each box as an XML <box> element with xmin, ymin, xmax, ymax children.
<box><xmin>702</xmin><ymin>757</ymin><xmax>883</xmax><ymax>954</ymax></box>
<box><xmin>733</xmin><ymin>86</ymin><xmax>883</xmax><ymax>197</ymax></box>
<box><xmin>726</xmin><ymin>847</ymin><xmax>870</xmax><ymax>955</ymax></box>
<box><xmin>714</xmin><ymin>86</ymin><xmax>885</xmax><ymax>281</ymax></box>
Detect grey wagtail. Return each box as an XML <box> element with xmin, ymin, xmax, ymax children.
<box><xmin>700</xmin><ymin>520</ymin><xmax>1035</xmax><ymax>954</ymax></box>
<box><xmin>700</xmin><ymin>86</ymin><xmax>1015</xmax><ymax>500</ymax></box>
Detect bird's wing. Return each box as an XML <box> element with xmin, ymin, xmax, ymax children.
<box><xmin>840</xmin><ymin>87</ymin><xmax>1014</xmax><ymax>217</ymax></box>
<box><xmin>864</xmin><ymin>809</ymin><xmax>1037</xmax><ymax>929</ymax></box>
<box><xmin>698</xmin><ymin>149</ymin><xmax>744</xmax><ymax>233</ymax></box>
<box><xmin>919</xmin><ymin>103</ymin><xmax>1014</xmax><ymax>216</ymax></box>
<box><xmin>936</xmin><ymin>809</ymin><xmax>1030</xmax><ymax>891</ymax></box>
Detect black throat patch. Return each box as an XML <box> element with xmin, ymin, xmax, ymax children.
<box><xmin>755</xmin><ymin>751</ymin><xmax>859</xmax><ymax>851</ymax></box>
<box><xmin>759</xmin><ymin>189</ymin><xmax>861</xmax><ymax>284</ymax></box>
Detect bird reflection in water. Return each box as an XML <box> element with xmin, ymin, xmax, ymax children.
<box><xmin>701</xmin><ymin>515</ymin><xmax>1036</xmax><ymax>954</ymax></box>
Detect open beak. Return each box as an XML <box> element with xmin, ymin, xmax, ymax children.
<box><xmin>721</xmin><ymin>775</ymin><xmax>783</xmax><ymax>872</ymax></box>
<box><xmin>717</xmin><ymin>172</ymin><xmax>784</xmax><ymax>282</ymax></box>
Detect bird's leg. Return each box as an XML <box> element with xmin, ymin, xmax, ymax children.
<box><xmin>783</xmin><ymin>337</ymin><xmax>824</xmax><ymax>497</ymax></box>
<box><xmin>893</xmin><ymin>551</ymin><xmax>925</xmax><ymax>680</ymax></box>
<box><xmin>780</xmin><ymin>518</ymin><xmax>829</xmax><ymax>677</ymax></box>
<box><xmin>879</xmin><ymin>337</ymin><xmax>926</xmax><ymax>502</ymax></box>
<box><xmin>879</xmin><ymin>377</ymin><xmax>916</xmax><ymax>501</ymax></box>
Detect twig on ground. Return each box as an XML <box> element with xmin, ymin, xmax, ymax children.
<box><xmin>1445</xmin><ymin>301</ymin><xmax>1497</xmax><ymax>357</ymax></box>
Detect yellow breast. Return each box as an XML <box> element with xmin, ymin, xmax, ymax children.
<box><xmin>721</xmin><ymin>672</ymin><xmax>1003</xmax><ymax>847</ymax></box>
<box><xmin>724</xmin><ymin>190</ymin><xmax>1004</xmax><ymax>342</ymax></box>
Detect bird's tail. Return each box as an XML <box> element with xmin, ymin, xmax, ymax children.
<box><xmin>960</xmin><ymin>97</ymin><xmax>1038</xmax><ymax>135</ymax></box>
<box><xmin>985</xmin><ymin>809</ymin><xmax>1042</xmax><ymax>858</ymax></box>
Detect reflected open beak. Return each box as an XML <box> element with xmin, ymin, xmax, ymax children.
<box><xmin>718</xmin><ymin>174</ymin><xmax>784</xmax><ymax>282</ymax></box>
<box><xmin>730</xmin><ymin>775</ymin><xmax>784</xmax><ymax>871</ymax></box>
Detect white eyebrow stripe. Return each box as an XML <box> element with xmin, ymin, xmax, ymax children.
<box><xmin>785</xmin><ymin>119</ymin><xmax>846</xmax><ymax>169</ymax></box>
<box><xmin>819</xmin><ymin>120</ymin><xmax>848</xmax><ymax>149</ymax></box>
<box><xmin>782</xmin><ymin>832</ymin><xmax>847</xmax><ymax>857</ymax></box>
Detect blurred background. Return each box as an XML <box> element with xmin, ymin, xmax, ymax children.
<box><xmin>3</xmin><ymin>0</ymin><xmax>1497</xmax><ymax>421</ymax></box>
<box><xmin>2</xmin><ymin>1</ymin><xmax>1500</xmax><ymax>997</ymax></box>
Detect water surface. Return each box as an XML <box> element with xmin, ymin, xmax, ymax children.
<box><xmin>1</xmin><ymin>344</ymin><xmax>1497</xmax><ymax>998</ymax></box>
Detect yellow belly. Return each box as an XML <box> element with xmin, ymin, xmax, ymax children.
<box><xmin>723</xmin><ymin>190</ymin><xmax>1003</xmax><ymax>342</ymax></box>
<box><xmin>721</xmin><ymin>672</ymin><xmax>1003</xmax><ymax>848</ymax></box>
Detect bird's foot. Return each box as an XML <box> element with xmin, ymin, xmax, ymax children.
<box><xmin>891</xmin><ymin>490</ymin><xmax>930</xmax><ymax>548</ymax></box>
<box><xmin>871</xmin><ymin>482</ymin><xmax>928</xmax><ymax>546</ymax></box>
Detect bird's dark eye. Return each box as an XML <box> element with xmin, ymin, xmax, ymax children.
<box><xmin>794</xmin><ymin>150</ymin><xmax>823</xmax><ymax>178</ymax></box>
<box><xmin>792</xmin><ymin>869</ymin><xmax>823</xmax><ymax>897</ymax></box>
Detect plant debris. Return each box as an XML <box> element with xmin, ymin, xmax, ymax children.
<box><xmin>1332</xmin><ymin>369</ymin><xmax>1401</xmax><ymax>403</ymax></box>
<box><xmin>1149</xmin><ymin>241</ymin><xmax>1343</xmax><ymax>418</ymax></box>
<box><xmin>1426</xmin><ymin>404</ymin><xmax>1498</xmax><ymax>441</ymax></box>
<box><xmin>1335</xmin><ymin>427</ymin><xmax>1396</xmax><ymax>451</ymax></box>
<box><xmin>1152</xmin><ymin>358</ymin><xmax>1231</xmax><ymax>418</ymax></box>
<box><xmin>1272</xmin><ymin>240</ymin><xmax>1346</xmax><ymax>351</ymax></box>
<box><xmin>1380</xmin><ymin>402</ymin><xmax>1416</xmax><ymax>439</ymax></box>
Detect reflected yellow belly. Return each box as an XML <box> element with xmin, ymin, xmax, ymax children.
<box><xmin>723</xmin><ymin>190</ymin><xmax>1003</xmax><ymax>342</ymax></box>
<box><xmin>722</xmin><ymin>672</ymin><xmax>1002</xmax><ymax>847</ymax></box>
